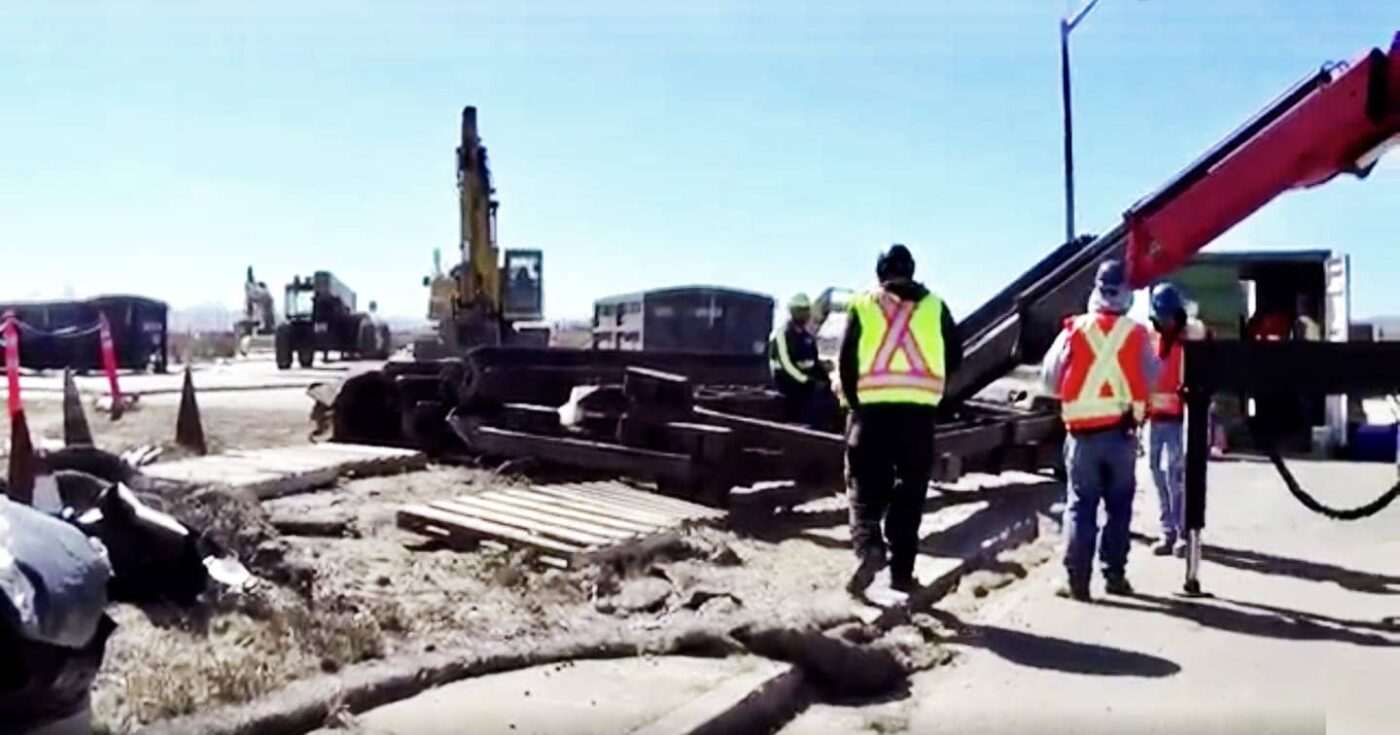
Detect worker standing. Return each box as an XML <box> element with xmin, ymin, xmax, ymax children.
<box><xmin>1147</xmin><ymin>284</ymin><xmax>1189</xmax><ymax>556</ymax></box>
<box><xmin>840</xmin><ymin>245</ymin><xmax>962</xmax><ymax>595</ymax></box>
<box><xmin>769</xmin><ymin>293</ymin><xmax>827</xmax><ymax>425</ymax></box>
<box><xmin>1041</xmin><ymin>260</ymin><xmax>1156</xmax><ymax>600</ymax></box>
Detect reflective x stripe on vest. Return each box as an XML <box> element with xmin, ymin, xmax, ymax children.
<box><xmin>770</xmin><ymin>327</ymin><xmax>811</xmax><ymax>384</ymax></box>
<box><xmin>853</xmin><ymin>289</ymin><xmax>945</xmax><ymax>406</ymax></box>
<box><xmin>1149</xmin><ymin>334</ymin><xmax>1184</xmax><ymax>419</ymax></box>
<box><xmin>1059</xmin><ymin>314</ymin><xmax>1146</xmax><ymax>430</ymax></box>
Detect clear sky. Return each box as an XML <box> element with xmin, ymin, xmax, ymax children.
<box><xmin>1</xmin><ymin>2</ymin><xmax>1396</xmax><ymax>322</ymax></box>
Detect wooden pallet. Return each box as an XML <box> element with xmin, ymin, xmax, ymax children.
<box><xmin>398</xmin><ymin>481</ymin><xmax>726</xmax><ymax>567</ymax></box>
<box><xmin>142</xmin><ymin>442</ymin><xmax>426</xmax><ymax>499</ymax></box>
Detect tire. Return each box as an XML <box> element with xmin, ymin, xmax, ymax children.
<box><xmin>356</xmin><ymin>316</ymin><xmax>378</xmax><ymax>359</ymax></box>
<box><xmin>376</xmin><ymin>323</ymin><xmax>392</xmax><ymax>359</ymax></box>
<box><xmin>274</xmin><ymin>325</ymin><xmax>293</xmax><ymax>370</ymax></box>
<box><xmin>297</xmin><ymin>345</ymin><xmax>315</xmax><ymax>369</ymax></box>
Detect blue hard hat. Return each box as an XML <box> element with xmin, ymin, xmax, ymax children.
<box><xmin>1150</xmin><ymin>283</ymin><xmax>1184</xmax><ymax>321</ymax></box>
<box><xmin>1095</xmin><ymin>260</ymin><xmax>1126</xmax><ymax>291</ymax></box>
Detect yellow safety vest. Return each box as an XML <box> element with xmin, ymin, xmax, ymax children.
<box><xmin>769</xmin><ymin>325</ymin><xmax>813</xmax><ymax>384</ymax></box>
<box><xmin>852</xmin><ymin>289</ymin><xmax>946</xmax><ymax>406</ymax></box>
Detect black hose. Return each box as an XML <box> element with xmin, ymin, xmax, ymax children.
<box><xmin>1262</xmin><ymin>448</ymin><xmax>1400</xmax><ymax>520</ymax></box>
<box><xmin>1250</xmin><ymin>417</ymin><xmax>1400</xmax><ymax>520</ymax></box>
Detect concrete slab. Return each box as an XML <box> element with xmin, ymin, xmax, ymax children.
<box><xmin>347</xmin><ymin>656</ymin><xmax>793</xmax><ymax>735</ymax></box>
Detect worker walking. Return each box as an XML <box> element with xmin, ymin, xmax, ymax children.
<box><xmin>1147</xmin><ymin>284</ymin><xmax>1188</xmax><ymax>557</ymax></box>
<box><xmin>1041</xmin><ymin>260</ymin><xmax>1157</xmax><ymax>600</ymax></box>
<box><xmin>840</xmin><ymin>244</ymin><xmax>962</xmax><ymax>595</ymax></box>
<box><xmin>769</xmin><ymin>293</ymin><xmax>828</xmax><ymax>425</ymax></box>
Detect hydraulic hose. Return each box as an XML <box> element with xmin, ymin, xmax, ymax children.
<box><xmin>1251</xmin><ymin>421</ymin><xmax>1400</xmax><ymax>520</ymax></box>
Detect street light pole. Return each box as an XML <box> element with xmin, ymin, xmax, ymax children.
<box><xmin>1060</xmin><ymin>0</ymin><xmax>1102</xmax><ymax>246</ymax></box>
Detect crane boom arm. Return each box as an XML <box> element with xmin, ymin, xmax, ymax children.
<box><xmin>1125</xmin><ymin>34</ymin><xmax>1400</xmax><ymax>287</ymax></box>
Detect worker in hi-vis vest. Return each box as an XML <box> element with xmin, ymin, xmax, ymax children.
<box><xmin>768</xmin><ymin>293</ymin><xmax>827</xmax><ymax>426</ymax></box>
<box><xmin>839</xmin><ymin>244</ymin><xmax>962</xmax><ymax>597</ymax></box>
<box><xmin>1147</xmin><ymin>283</ymin><xmax>1191</xmax><ymax>557</ymax></box>
<box><xmin>1041</xmin><ymin>260</ymin><xmax>1158</xmax><ymax>601</ymax></box>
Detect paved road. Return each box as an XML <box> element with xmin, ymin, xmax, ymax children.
<box><xmin>784</xmin><ymin>457</ymin><xmax>1400</xmax><ymax>734</ymax></box>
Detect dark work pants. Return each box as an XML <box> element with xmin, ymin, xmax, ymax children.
<box><xmin>845</xmin><ymin>405</ymin><xmax>937</xmax><ymax>580</ymax></box>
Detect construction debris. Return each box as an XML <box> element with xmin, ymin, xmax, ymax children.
<box><xmin>175</xmin><ymin>365</ymin><xmax>208</xmax><ymax>455</ymax></box>
<box><xmin>397</xmin><ymin>480</ymin><xmax>725</xmax><ymax>568</ymax></box>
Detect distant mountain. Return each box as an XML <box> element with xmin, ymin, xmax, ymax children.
<box><xmin>170</xmin><ymin>303</ymin><xmax>237</xmax><ymax>332</ymax></box>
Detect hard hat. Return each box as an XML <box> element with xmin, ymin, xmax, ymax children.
<box><xmin>1149</xmin><ymin>283</ymin><xmax>1184</xmax><ymax>321</ymax></box>
<box><xmin>1095</xmin><ymin>260</ymin><xmax>1126</xmax><ymax>291</ymax></box>
<box><xmin>788</xmin><ymin>293</ymin><xmax>812</xmax><ymax>312</ymax></box>
<box><xmin>876</xmin><ymin>244</ymin><xmax>916</xmax><ymax>281</ymax></box>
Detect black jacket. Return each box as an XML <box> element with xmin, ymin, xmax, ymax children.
<box><xmin>838</xmin><ymin>280</ymin><xmax>962</xmax><ymax>411</ymax></box>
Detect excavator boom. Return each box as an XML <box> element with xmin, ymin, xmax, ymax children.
<box><xmin>1126</xmin><ymin>34</ymin><xmax>1400</xmax><ymax>287</ymax></box>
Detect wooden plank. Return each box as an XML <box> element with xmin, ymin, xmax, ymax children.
<box><xmin>574</xmin><ymin>481</ymin><xmax>723</xmax><ymax>517</ymax></box>
<box><xmin>432</xmin><ymin>499</ymin><xmax>626</xmax><ymax>547</ymax></box>
<box><xmin>477</xmin><ymin>492</ymin><xmax>665</xmax><ymax>535</ymax></box>
<box><xmin>555</xmin><ymin>482</ymin><xmax>720</xmax><ymax>519</ymax></box>
<box><xmin>501</xmin><ymin>487</ymin><xmax>682</xmax><ymax>527</ymax></box>
<box><xmin>459</xmin><ymin>492</ymin><xmax>649</xmax><ymax>537</ymax></box>
<box><xmin>397</xmin><ymin>504</ymin><xmax>584</xmax><ymax>557</ymax></box>
<box><xmin>320</xmin><ymin>442</ymin><xmax>425</xmax><ymax>459</ymax></box>
<box><xmin>513</xmin><ymin>486</ymin><xmax>684</xmax><ymax>525</ymax></box>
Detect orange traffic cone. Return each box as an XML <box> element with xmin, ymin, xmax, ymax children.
<box><xmin>8</xmin><ymin>409</ymin><xmax>34</xmax><ymax>505</ymax></box>
<box><xmin>63</xmin><ymin>368</ymin><xmax>95</xmax><ymax>447</ymax></box>
<box><xmin>175</xmin><ymin>365</ymin><xmax>207</xmax><ymax>455</ymax></box>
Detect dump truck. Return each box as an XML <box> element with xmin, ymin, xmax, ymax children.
<box><xmin>274</xmin><ymin>271</ymin><xmax>390</xmax><ymax>369</ymax></box>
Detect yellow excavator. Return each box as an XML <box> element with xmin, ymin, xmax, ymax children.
<box><xmin>420</xmin><ymin>106</ymin><xmax>546</xmax><ymax>357</ymax></box>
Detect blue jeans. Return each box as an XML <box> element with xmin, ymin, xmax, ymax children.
<box><xmin>1063</xmin><ymin>430</ymin><xmax>1137</xmax><ymax>587</ymax></box>
<box><xmin>1149</xmin><ymin>419</ymin><xmax>1185</xmax><ymax>541</ymax></box>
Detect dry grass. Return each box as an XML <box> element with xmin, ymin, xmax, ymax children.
<box><xmin>93</xmin><ymin>592</ymin><xmax>390</xmax><ymax>731</ymax></box>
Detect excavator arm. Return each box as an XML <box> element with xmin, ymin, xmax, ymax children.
<box><xmin>1126</xmin><ymin>34</ymin><xmax>1400</xmax><ymax>286</ymax></box>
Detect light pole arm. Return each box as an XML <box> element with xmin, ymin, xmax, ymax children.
<box><xmin>1065</xmin><ymin>0</ymin><xmax>1102</xmax><ymax>33</ymax></box>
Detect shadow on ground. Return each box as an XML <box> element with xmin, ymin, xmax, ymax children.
<box><xmin>732</xmin><ymin>480</ymin><xmax>1060</xmax><ymax>554</ymax></box>
<box><xmin>1097</xmin><ymin>593</ymin><xmax>1400</xmax><ymax>648</ymax></box>
<box><xmin>924</xmin><ymin>608</ymin><xmax>1180</xmax><ymax>678</ymax></box>
<box><xmin>1203</xmin><ymin>544</ymin><xmax>1400</xmax><ymax>595</ymax></box>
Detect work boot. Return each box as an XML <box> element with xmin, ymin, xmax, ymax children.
<box><xmin>1153</xmin><ymin>536</ymin><xmax>1176</xmax><ymax>556</ymax></box>
<box><xmin>1104</xmin><ymin>576</ymin><xmax>1135</xmax><ymax>596</ymax></box>
<box><xmin>846</xmin><ymin>551</ymin><xmax>886</xmax><ymax>597</ymax></box>
<box><xmin>1054</xmin><ymin>578</ymin><xmax>1091</xmax><ymax>602</ymax></box>
<box><xmin>890</xmin><ymin>573</ymin><xmax>918</xmax><ymax>594</ymax></box>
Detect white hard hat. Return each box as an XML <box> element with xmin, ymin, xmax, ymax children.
<box><xmin>788</xmin><ymin>293</ymin><xmax>811</xmax><ymax>311</ymax></box>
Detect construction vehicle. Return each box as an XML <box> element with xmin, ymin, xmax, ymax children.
<box><xmin>235</xmin><ymin>266</ymin><xmax>277</xmax><ymax>356</ymax></box>
<box><xmin>415</xmin><ymin>107</ymin><xmax>545</xmax><ymax>359</ymax></box>
<box><xmin>274</xmin><ymin>271</ymin><xmax>390</xmax><ymax>369</ymax></box>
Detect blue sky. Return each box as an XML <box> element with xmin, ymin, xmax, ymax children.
<box><xmin>1</xmin><ymin>2</ymin><xmax>1396</xmax><ymax>322</ymax></box>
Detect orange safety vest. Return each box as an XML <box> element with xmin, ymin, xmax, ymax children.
<box><xmin>1149</xmin><ymin>333</ymin><xmax>1184</xmax><ymax>420</ymax></box>
<box><xmin>1058</xmin><ymin>313</ymin><xmax>1149</xmax><ymax>432</ymax></box>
